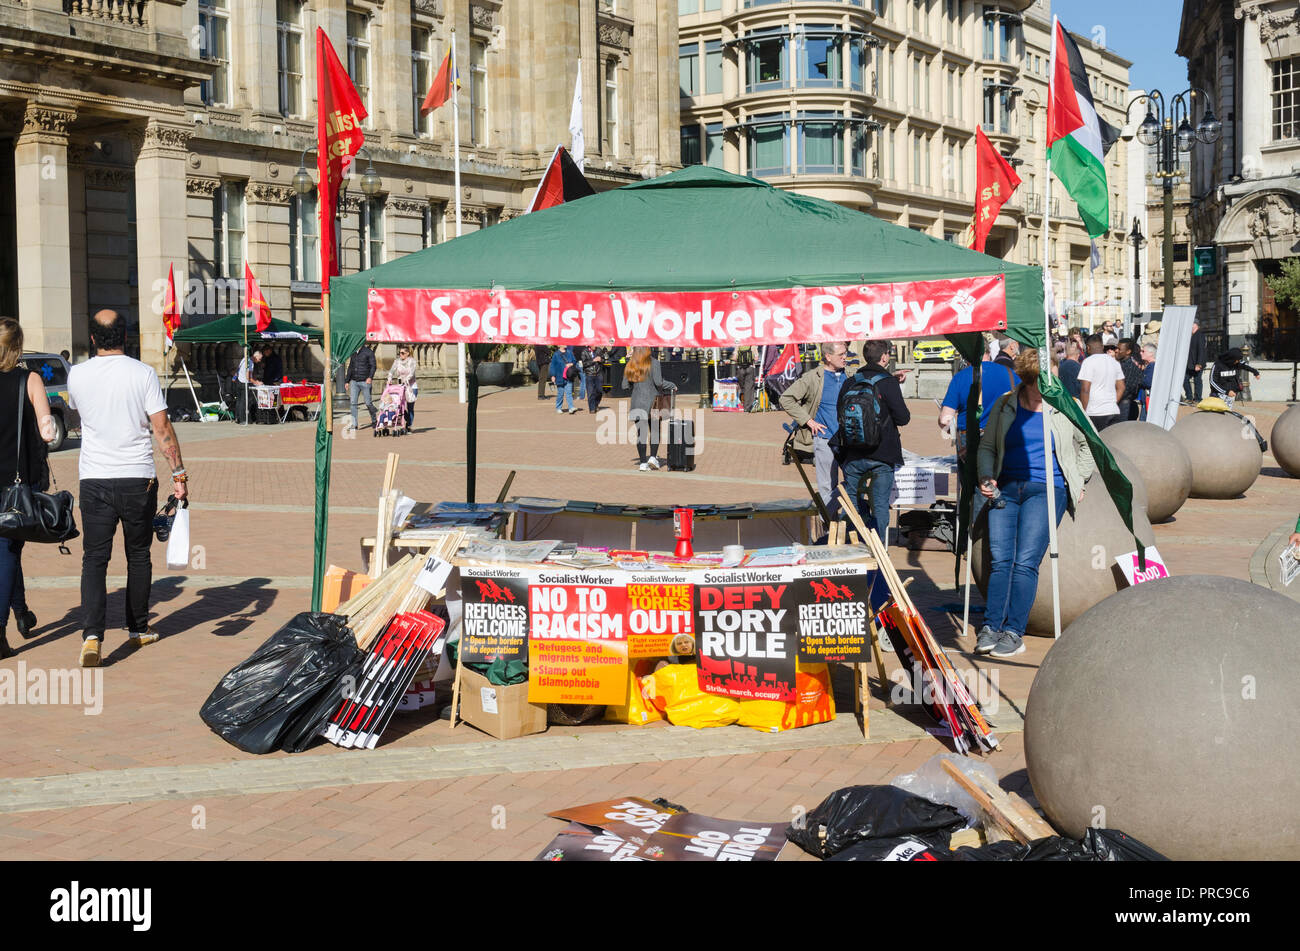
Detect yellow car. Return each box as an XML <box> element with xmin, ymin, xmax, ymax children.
<box><xmin>911</xmin><ymin>339</ymin><xmax>958</xmax><ymax>363</ymax></box>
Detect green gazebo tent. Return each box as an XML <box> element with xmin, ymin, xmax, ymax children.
<box><xmin>321</xmin><ymin>166</ymin><xmax>1137</xmax><ymax>614</ymax></box>
<box><xmin>172</xmin><ymin>314</ymin><xmax>323</xmax><ymax>344</ymax></box>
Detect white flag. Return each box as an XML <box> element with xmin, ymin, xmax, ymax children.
<box><xmin>1089</xmin><ymin>240</ymin><xmax>1100</xmax><ymax>272</ymax></box>
<box><xmin>569</xmin><ymin>60</ymin><xmax>584</xmax><ymax>171</ymax></box>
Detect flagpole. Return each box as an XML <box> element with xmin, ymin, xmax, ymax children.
<box><xmin>451</xmin><ymin>28</ymin><xmax>466</xmax><ymax>405</ymax></box>
<box><xmin>1041</xmin><ymin>16</ymin><xmax>1063</xmax><ymax>640</ymax></box>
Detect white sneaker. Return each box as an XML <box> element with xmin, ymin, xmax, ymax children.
<box><xmin>638</xmin><ymin>462</ymin><xmax>650</xmax><ymax>471</ymax></box>
<box><xmin>647</xmin><ymin>456</ymin><xmax>662</xmax><ymax>470</ymax></box>
<box><xmin>556</xmin><ymin>409</ymin><xmax>565</xmax><ymax>414</ymax></box>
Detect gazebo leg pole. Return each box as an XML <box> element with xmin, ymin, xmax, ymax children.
<box><xmin>467</xmin><ymin>367</ymin><xmax>478</xmax><ymax>505</ymax></box>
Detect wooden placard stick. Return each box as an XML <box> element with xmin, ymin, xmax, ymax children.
<box><xmin>371</xmin><ymin>453</ymin><xmax>401</xmax><ymax>577</ymax></box>
<box><xmin>338</xmin><ymin>553</ymin><xmax>414</xmax><ymax>618</ymax></box>
<box><xmin>940</xmin><ymin>759</ymin><xmax>1056</xmax><ymax>844</ymax></box>
<box><xmin>836</xmin><ymin>486</ymin><xmax>909</xmax><ymax>611</ymax></box>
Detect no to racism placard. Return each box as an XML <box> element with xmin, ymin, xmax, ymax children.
<box><xmin>692</xmin><ymin>569</ymin><xmax>797</xmax><ymax>702</ymax></box>
<box><xmin>792</xmin><ymin>564</ymin><xmax>874</xmax><ymax>663</ymax></box>
<box><xmin>459</xmin><ymin>568</ymin><xmax>529</xmax><ymax>663</ymax></box>
<box><xmin>527</xmin><ymin>571</ymin><xmax>629</xmax><ymax>705</ymax></box>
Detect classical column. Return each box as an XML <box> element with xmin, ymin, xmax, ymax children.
<box><xmin>15</xmin><ymin>103</ymin><xmax>76</xmax><ymax>355</ymax></box>
<box><xmin>134</xmin><ymin>119</ymin><xmax>192</xmax><ymax>372</ymax></box>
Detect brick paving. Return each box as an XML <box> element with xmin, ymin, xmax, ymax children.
<box><xmin>1</xmin><ymin>383</ymin><xmax>1295</xmax><ymax>860</ymax></box>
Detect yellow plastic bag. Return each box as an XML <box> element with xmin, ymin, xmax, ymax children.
<box><xmin>645</xmin><ymin>662</ymin><xmax>702</xmax><ymax>712</ymax></box>
<box><xmin>604</xmin><ymin>659</ymin><xmax>664</xmax><ymax>726</ymax></box>
<box><xmin>665</xmin><ymin>693</ymin><xmax>741</xmax><ymax>729</ymax></box>
<box><xmin>1196</xmin><ymin>396</ymin><xmax>1229</xmax><ymax>413</ymax></box>
<box><xmin>737</xmin><ymin>663</ymin><xmax>836</xmax><ymax>733</ymax></box>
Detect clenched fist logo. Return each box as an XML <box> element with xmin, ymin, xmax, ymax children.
<box><xmin>952</xmin><ymin>289</ymin><xmax>976</xmax><ymax>325</ymax></box>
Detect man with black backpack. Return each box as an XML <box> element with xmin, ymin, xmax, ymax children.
<box><xmin>834</xmin><ymin>340</ymin><xmax>911</xmax><ymax>549</ymax></box>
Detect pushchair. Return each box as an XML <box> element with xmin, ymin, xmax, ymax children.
<box><xmin>374</xmin><ymin>383</ymin><xmax>409</xmax><ymax>437</ymax></box>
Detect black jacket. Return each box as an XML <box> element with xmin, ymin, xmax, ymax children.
<box><xmin>347</xmin><ymin>346</ymin><xmax>376</xmax><ymax>383</ymax></box>
<box><xmin>1186</xmin><ymin>330</ymin><xmax>1206</xmax><ymax>372</ymax></box>
<box><xmin>835</xmin><ymin>368</ymin><xmax>910</xmax><ymax>467</ymax></box>
<box><xmin>263</xmin><ymin>352</ymin><xmax>283</xmax><ymax>385</ymax></box>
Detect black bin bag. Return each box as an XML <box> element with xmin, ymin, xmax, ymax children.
<box><xmin>786</xmin><ymin>785</ymin><xmax>967</xmax><ymax>858</ymax></box>
<box><xmin>200</xmin><ymin>613</ymin><xmax>365</xmax><ymax>754</ymax></box>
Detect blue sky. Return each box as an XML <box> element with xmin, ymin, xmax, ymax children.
<box><xmin>1052</xmin><ymin>0</ymin><xmax>1190</xmax><ymax>108</ymax></box>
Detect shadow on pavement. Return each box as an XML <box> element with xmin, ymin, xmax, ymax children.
<box><xmin>152</xmin><ymin>576</ymin><xmax>278</xmax><ymax>639</ymax></box>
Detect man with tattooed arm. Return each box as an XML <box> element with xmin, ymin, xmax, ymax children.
<box><xmin>68</xmin><ymin>310</ymin><xmax>190</xmax><ymax>668</ymax></box>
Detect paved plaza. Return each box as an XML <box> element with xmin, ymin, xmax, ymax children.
<box><xmin>1</xmin><ymin>385</ymin><xmax>1295</xmax><ymax>860</ymax></box>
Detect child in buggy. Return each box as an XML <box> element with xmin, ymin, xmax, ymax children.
<box><xmin>374</xmin><ymin>383</ymin><xmax>408</xmax><ymax>436</ymax></box>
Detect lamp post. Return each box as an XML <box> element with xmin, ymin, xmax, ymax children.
<box><xmin>1130</xmin><ymin>215</ymin><xmax>1146</xmax><ymax>329</ymax></box>
<box><xmin>291</xmin><ymin>146</ymin><xmax>381</xmax><ymax>428</ymax></box>
<box><xmin>1126</xmin><ymin>89</ymin><xmax>1221</xmax><ymax>307</ymax></box>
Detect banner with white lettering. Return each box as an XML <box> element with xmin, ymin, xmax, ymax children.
<box><xmin>635</xmin><ymin>813</ymin><xmax>787</xmax><ymax>862</ymax></box>
<box><xmin>365</xmin><ymin>276</ymin><xmax>1008</xmax><ymax>348</ymax></box>
<box><xmin>792</xmin><ymin>564</ymin><xmax>874</xmax><ymax>663</ymax></box>
<box><xmin>691</xmin><ymin>568</ymin><xmax>797</xmax><ymax>702</ymax></box>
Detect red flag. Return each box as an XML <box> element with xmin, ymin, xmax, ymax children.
<box><xmin>970</xmin><ymin>126</ymin><xmax>1021</xmax><ymax>253</ymax></box>
<box><xmin>162</xmin><ymin>263</ymin><xmax>181</xmax><ymax>347</ymax></box>
<box><xmin>316</xmin><ymin>28</ymin><xmax>368</xmax><ymax>294</ymax></box>
<box><xmin>525</xmin><ymin>145</ymin><xmax>596</xmax><ymax>213</ymax></box>
<box><xmin>420</xmin><ymin>47</ymin><xmax>454</xmax><ymax>113</ymax></box>
<box><xmin>245</xmin><ymin>262</ymin><xmax>273</xmax><ymax>332</ymax></box>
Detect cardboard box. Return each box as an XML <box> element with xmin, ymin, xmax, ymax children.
<box><xmin>322</xmin><ymin>565</ymin><xmax>372</xmax><ymax>614</ymax></box>
<box><xmin>458</xmin><ymin>668</ymin><xmax>548</xmax><ymax>740</ymax></box>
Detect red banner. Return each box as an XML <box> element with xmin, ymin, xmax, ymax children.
<box><xmin>365</xmin><ymin>275</ymin><xmax>1007</xmax><ymax>348</ymax></box>
<box><xmin>971</xmin><ymin>126</ymin><xmax>1022</xmax><ymax>253</ymax></box>
<box><xmin>316</xmin><ymin>27</ymin><xmax>368</xmax><ymax>295</ymax></box>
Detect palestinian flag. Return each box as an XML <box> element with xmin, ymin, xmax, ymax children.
<box><xmin>525</xmin><ymin>145</ymin><xmax>595</xmax><ymax>213</ymax></box>
<box><xmin>1047</xmin><ymin>18</ymin><xmax>1120</xmax><ymax>239</ymax></box>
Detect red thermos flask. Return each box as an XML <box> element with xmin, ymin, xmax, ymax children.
<box><xmin>673</xmin><ymin>507</ymin><xmax>694</xmax><ymax>559</ymax></box>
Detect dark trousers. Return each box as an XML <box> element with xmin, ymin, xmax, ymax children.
<box><xmin>586</xmin><ymin>368</ymin><xmax>605</xmax><ymax>413</ymax></box>
<box><xmin>1089</xmin><ymin>413</ymin><xmax>1122</xmax><ymax>432</ymax></box>
<box><xmin>405</xmin><ymin>400</ymin><xmax>415</xmax><ymax>429</ymax></box>
<box><xmin>1183</xmin><ymin>370</ymin><xmax>1203</xmax><ymax>401</ymax></box>
<box><xmin>631</xmin><ymin>409</ymin><xmax>660</xmax><ymax>463</ymax></box>
<box><xmin>10</xmin><ymin>540</ymin><xmax>25</xmax><ymax>618</ymax></box>
<box><xmin>80</xmin><ymin>478</ymin><xmax>158</xmax><ymax>640</ymax></box>
<box><xmin>0</xmin><ymin>538</ymin><xmax>17</xmax><ymax>633</ymax></box>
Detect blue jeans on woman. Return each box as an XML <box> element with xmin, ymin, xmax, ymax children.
<box><xmin>984</xmin><ymin>480</ymin><xmax>1067</xmax><ymax>638</ymax></box>
<box><xmin>554</xmin><ymin>379</ymin><xmax>573</xmax><ymax>412</ymax></box>
<box><xmin>841</xmin><ymin>457</ymin><xmax>897</xmax><ymax>548</ymax></box>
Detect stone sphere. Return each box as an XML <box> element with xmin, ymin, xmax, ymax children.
<box><xmin>1271</xmin><ymin>404</ymin><xmax>1300</xmax><ymax>478</ymax></box>
<box><xmin>973</xmin><ymin>448</ymin><xmax>1155</xmax><ymax>637</ymax></box>
<box><xmin>1026</xmin><ymin>575</ymin><xmax>1300</xmax><ymax>860</ymax></box>
<box><xmin>1170</xmin><ymin>411</ymin><xmax>1262</xmax><ymax>498</ymax></box>
<box><xmin>1100</xmin><ymin>421</ymin><xmax>1193</xmax><ymax>522</ymax></box>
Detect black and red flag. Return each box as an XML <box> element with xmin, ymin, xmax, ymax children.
<box><xmin>525</xmin><ymin>145</ymin><xmax>596</xmax><ymax>213</ymax></box>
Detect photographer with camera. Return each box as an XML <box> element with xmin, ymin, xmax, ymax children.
<box><xmin>68</xmin><ymin>310</ymin><xmax>189</xmax><ymax>668</ymax></box>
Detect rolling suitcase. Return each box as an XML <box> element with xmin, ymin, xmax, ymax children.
<box><xmin>665</xmin><ymin>391</ymin><xmax>695</xmax><ymax>471</ymax></box>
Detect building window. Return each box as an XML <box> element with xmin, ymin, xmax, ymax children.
<box><xmin>885</xmin><ymin>124</ymin><xmax>895</xmax><ymax>180</ymax></box>
<box><xmin>1272</xmin><ymin>57</ymin><xmax>1299</xmax><ymax>141</ymax></box>
<box><xmin>705</xmin><ymin>122</ymin><xmax>724</xmax><ymax>168</ymax></box>
<box><xmin>212</xmin><ymin>181</ymin><xmax>245</xmax><ymax>285</ymax></box>
<box><xmin>603</xmin><ymin>58</ymin><xmax>619</xmax><ymax>155</ymax></box>
<box><xmin>277</xmin><ymin>0</ymin><xmax>304</xmax><ymax>117</ymax></box>
<box><xmin>412</xmin><ymin>27</ymin><xmax>433</xmax><ymax>137</ymax></box>
<box><xmin>678</xmin><ymin>0</ymin><xmax>694</xmax><ymax>13</ymax></box>
<box><xmin>470</xmin><ymin>39</ymin><xmax>488</xmax><ymax>145</ymax></box>
<box><xmin>346</xmin><ymin>10</ymin><xmax>371</xmax><ymax>118</ymax></box>
<box><xmin>747</xmin><ymin>114</ymin><xmax>789</xmax><ymax>177</ymax></box>
<box><xmin>679</xmin><ymin>42</ymin><xmax>699</xmax><ymax>97</ymax></box>
<box><xmin>198</xmin><ymin>0</ymin><xmax>230</xmax><ymax>107</ymax></box>
<box><xmin>873</xmin><ymin>0</ymin><xmax>889</xmax><ymax>20</ymax></box>
<box><xmin>746</xmin><ymin>28</ymin><xmax>788</xmax><ymax>91</ymax></box>
<box><xmin>799</xmin><ymin>28</ymin><xmax>841</xmax><ymax>88</ymax></box>
<box><xmin>681</xmin><ymin>124</ymin><xmax>702</xmax><ymax>165</ymax></box>
<box><xmin>705</xmin><ymin>41</ymin><xmax>723</xmax><ymax>95</ymax></box>
<box><xmin>799</xmin><ymin>112</ymin><xmax>842</xmax><ymax>174</ymax></box>
<box><xmin>359</xmin><ymin>198</ymin><xmax>384</xmax><ymax>270</ymax></box>
<box><xmin>982</xmin><ymin>6</ymin><xmax>1015</xmax><ymax>63</ymax></box>
<box><xmin>983</xmin><ymin>79</ymin><xmax>1011</xmax><ymax>133</ymax></box>
<box><xmin>850</xmin><ymin>38</ymin><xmax>864</xmax><ymax>91</ymax></box>
<box><xmin>851</xmin><ymin>123</ymin><xmax>866</xmax><ymax>176</ymax></box>
<box><xmin>421</xmin><ymin>203</ymin><xmax>441</xmax><ymax>248</ymax></box>
<box><xmin>289</xmin><ymin>191</ymin><xmax>318</xmax><ymax>283</ymax></box>
<box><xmin>945</xmin><ymin>0</ymin><xmax>959</xmax><ymax>44</ymax></box>
<box><xmin>912</xmin><ymin>55</ymin><xmax>922</xmax><ymax>108</ymax></box>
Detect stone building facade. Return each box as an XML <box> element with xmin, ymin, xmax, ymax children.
<box><xmin>1179</xmin><ymin>0</ymin><xmax>1300</xmax><ymax>361</ymax></box>
<box><xmin>677</xmin><ymin>0</ymin><xmax>1134</xmax><ymax>329</ymax></box>
<box><xmin>1</xmin><ymin>0</ymin><xmax>680</xmax><ymax>382</ymax></box>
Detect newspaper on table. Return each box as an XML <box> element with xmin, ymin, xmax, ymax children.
<box><xmin>459</xmin><ymin>539</ymin><xmax>560</xmax><ymax>564</ymax></box>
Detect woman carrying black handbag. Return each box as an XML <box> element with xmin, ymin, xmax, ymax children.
<box><xmin>0</xmin><ymin>319</ymin><xmax>58</xmax><ymax>658</ymax></box>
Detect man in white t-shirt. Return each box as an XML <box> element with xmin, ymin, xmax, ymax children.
<box><xmin>1077</xmin><ymin>332</ymin><xmax>1125</xmax><ymax>432</ymax></box>
<box><xmin>68</xmin><ymin>310</ymin><xmax>191</xmax><ymax>668</ymax></box>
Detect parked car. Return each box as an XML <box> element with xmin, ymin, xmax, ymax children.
<box><xmin>20</xmin><ymin>352</ymin><xmax>78</xmax><ymax>451</ymax></box>
<box><xmin>911</xmin><ymin>339</ymin><xmax>958</xmax><ymax>363</ymax></box>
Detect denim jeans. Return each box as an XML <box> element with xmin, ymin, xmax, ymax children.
<box><xmin>586</xmin><ymin>368</ymin><xmax>605</xmax><ymax>413</ymax></box>
<box><xmin>349</xmin><ymin>380</ymin><xmax>375</xmax><ymax>428</ymax></box>
<box><xmin>79</xmin><ymin>477</ymin><xmax>158</xmax><ymax>640</ymax></box>
<box><xmin>554</xmin><ymin>380</ymin><xmax>573</xmax><ymax>412</ymax></box>
<box><xmin>1183</xmin><ymin>370</ymin><xmax>1203</xmax><ymax>401</ymax></box>
<box><xmin>842</xmin><ymin>457</ymin><xmax>896</xmax><ymax>547</ymax></box>
<box><xmin>984</xmin><ymin>479</ymin><xmax>1067</xmax><ymax>638</ymax></box>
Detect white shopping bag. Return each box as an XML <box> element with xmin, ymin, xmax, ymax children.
<box><xmin>165</xmin><ymin>504</ymin><xmax>190</xmax><ymax>570</ymax></box>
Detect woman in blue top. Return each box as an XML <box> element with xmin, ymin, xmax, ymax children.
<box><xmin>549</xmin><ymin>346</ymin><xmax>578</xmax><ymax>414</ymax></box>
<box><xmin>975</xmin><ymin>348</ymin><xmax>1094</xmax><ymax>658</ymax></box>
